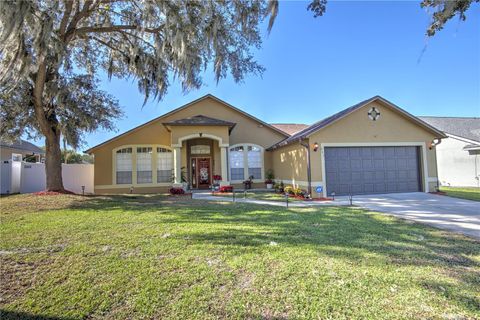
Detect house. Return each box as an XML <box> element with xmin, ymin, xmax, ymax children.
<box><xmin>0</xmin><ymin>139</ymin><xmax>45</xmax><ymax>163</ymax></box>
<box><xmin>86</xmin><ymin>94</ymin><xmax>446</xmax><ymax>197</ymax></box>
<box><xmin>419</xmin><ymin>117</ymin><xmax>480</xmax><ymax>187</ymax></box>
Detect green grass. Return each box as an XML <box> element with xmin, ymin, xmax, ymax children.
<box><xmin>439</xmin><ymin>186</ymin><xmax>480</xmax><ymax>202</ymax></box>
<box><xmin>1</xmin><ymin>194</ymin><xmax>479</xmax><ymax>319</ymax></box>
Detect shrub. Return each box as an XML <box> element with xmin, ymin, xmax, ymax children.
<box><xmin>293</xmin><ymin>188</ymin><xmax>305</xmax><ymax>197</ymax></box>
<box><xmin>284</xmin><ymin>186</ymin><xmax>294</xmax><ymax>195</ymax></box>
<box><xmin>169</xmin><ymin>187</ymin><xmax>185</xmax><ymax>195</ymax></box>
<box><xmin>219</xmin><ymin>186</ymin><xmax>233</xmax><ymax>193</ymax></box>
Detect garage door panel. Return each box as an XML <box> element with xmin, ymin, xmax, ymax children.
<box><xmin>325</xmin><ymin>146</ymin><xmax>421</xmax><ymax>196</ymax></box>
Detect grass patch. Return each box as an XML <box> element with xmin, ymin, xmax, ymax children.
<box><xmin>1</xmin><ymin>194</ymin><xmax>479</xmax><ymax>319</ymax></box>
<box><xmin>439</xmin><ymin>186</ymin><xmax>480</xmax><ymax>202</ymax></box>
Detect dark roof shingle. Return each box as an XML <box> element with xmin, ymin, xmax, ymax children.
<box><xmin>418</xmin><ymin>117</ymin><xmax>480</xmax><ymax>143</ymax></box>
<box><xmin>0</xmin><ymin>139</ymin><xmax>45</xmax><ymax>154</ymax></box>
<box><xmin>163</xmin><ymin>115</ymin><xmax>236</xmax><ymax>127</ymax></box>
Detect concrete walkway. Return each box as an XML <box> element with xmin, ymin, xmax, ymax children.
<box><xmin>191</xmin><ymin>192</ymin><xmax>350</xmax><ymax>207</ymax></box>
<box><xmin>192</xmin><ymin>191</ymin><xmax>480</xmax><ymax>239</ymax></box>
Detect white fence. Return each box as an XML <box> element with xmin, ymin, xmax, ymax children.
<box><xmin>0</xmin><ymin>161</ymin><xmax>94</xmax><ymax>194</ymax></box>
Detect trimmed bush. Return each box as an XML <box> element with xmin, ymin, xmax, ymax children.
<box><xmin>284</xmin><ymin>186</ymin><xmax>294</xmax><ymax>195</ymax></box>
<box><xmin>169</xmin><ymin>187</ymin><xmax>185</xmax><ymax>195</ymax></box>
<box><xmin>219</xmin><ymin>186</ymin><xmax>233</xmax><ymax>193</ymax></box>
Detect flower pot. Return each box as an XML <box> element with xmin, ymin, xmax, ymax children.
<box><xmin>266</xmin><ymin>183</ymin><xmax>273</xmax><ymax>189</ymax></box>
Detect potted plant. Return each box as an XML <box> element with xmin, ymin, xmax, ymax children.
<box><xmin>213</xmin><ymin>174</ymin><xmax>222</xmax><ymax>184</ymax></box>
<box><xmin>265</xmin><ymin>169</ymin><xmax>274</xmax><ymax>189</ymax></box>
<box><xmin>243</xmin><ymin>175</ymin><xmax>254</xmax><ymax>190</ymax></box>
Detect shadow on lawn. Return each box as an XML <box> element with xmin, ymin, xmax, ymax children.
<box><xmin>74</xmin><ymin>195</ymin><xmax>480</xmax><ymax>266</ymax></box>
<box><xmin>71</xmin><ymin>195</ymin><xmax>480</xmax><ymax>312</ymax></box>
<box><xmin>0</xmin><ymin>310</ymin><xmax>77</xmax><ymax>320</ymax></box>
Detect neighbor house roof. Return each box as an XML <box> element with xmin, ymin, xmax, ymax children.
<box><xmin>0</xmin><ymin>139</ymin><xmax>45</xmax><ymax>154</ymax></box>
<box><xmin>85</xmin><ymin>94</ymin><xmax>288</xmax><ymax>153</ymax></box>
<box><xmin>418</xmin><ymin>117</ymin><xmax>480</xmax><ymax>144</ymax></box>
<box><xmin>268</xmin><ymin>95</ymin><xmax>447</xmax><ymax>150</ymax></box>
<box><xmin>270</xmin><ymin>123</ymin><xmax>309</xmax><ymax>135</ymax></box>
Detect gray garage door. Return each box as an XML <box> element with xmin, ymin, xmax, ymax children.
<box><xmin>325</xmin><ymin>146</ymin><xmax>421</xmax><ymax>196</ymax></box>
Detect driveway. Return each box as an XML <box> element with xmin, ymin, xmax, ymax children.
<box><xmin>347</xmin><ymin>192</ymin><xmax>480</xmax><ymax>239</ymax></box>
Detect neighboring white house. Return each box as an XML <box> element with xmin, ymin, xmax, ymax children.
<box><xmin>1</xmin><ymin>139</ymin><xmax>93</xmax><ymax>194</ymax></box>
<box><xmin>420</xmin><ymin>117</ymin><xmax>480</xmax><ymax>188</ymax></box>
<box><xmin>0</xmin><ymin>139</ymin><xmax>45</xmax><ymax>163</ymax></box>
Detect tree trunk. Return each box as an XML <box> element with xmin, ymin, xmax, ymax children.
<box><xmin>44</xmin><ymin>127</ymin><xmax>65</xmax><ymax>192</ymax></box>
<box><xmin>32</xmin><ymin>57</ymin><xmax>66</xmax><ymax>192</ymax></box>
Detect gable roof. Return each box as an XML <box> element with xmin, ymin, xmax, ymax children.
<box><xmin>85</xmin><ymin>94</ymin><xmax>288</xmax><ymax>153</ymax></box>
<box><xmin>0</xmin><ymin>139</ymin><xmax>45</xmax><ymax>154</ymax></box>
<box><xmin>270</xmin><ymin>123</ymin><xmax>309</xmax><ymax>135</ymax></box>
<box><xmin>418</xmin><ymin>117</ymin><xmax>480</xmax><ymax>144</ymax></box>
<box><xmin>268</xmin><ymin>96</ymin><xmax>447</xmax><ymax>150</ymax></box>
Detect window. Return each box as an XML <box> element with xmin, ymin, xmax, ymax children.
<box><xmin>12</xmin><ymin>153</ymin><xmax>22</xmax><ymax>162</ymax></box>
<box><xmin>248</xmin><ymin>146</ymin><xmax>262</xmax><ymax>179</ymax></box>
<box><xmin>157</xmin><ymin>147</ymin><xmax>173</xmax><ymax>183</ymax></box>
<box><xmin>229</xmin><ymin>144</ymin><xmax>263</xmax><ymax>181</ymax></box>
<box><xmin>229</xmin><ymin>146</ymin><xmax>244</xmax><ymax>180</ymax></box>
<box><xmin>116</xmin><ymin>148</ymin><xmax>132</xmax><ymax>184</ymax></box>
<box><xmin>136</xmin><ymin>147</ymin><xmax>152</xmax><ymax>184</ymax></box>
<box><xmin>191</xmin><ymin>145</ymin><xmax>210</xmax><ymax>154</ymax></box>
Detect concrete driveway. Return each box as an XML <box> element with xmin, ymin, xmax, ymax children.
<box><xmin>346</xmin><ymin>192</ymin><xmax>480</xmax><ymax>239</ymax></box>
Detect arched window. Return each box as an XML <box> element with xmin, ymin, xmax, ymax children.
<box><xmin>136</xmin><ymin>147</ymin><xmax>153</xmax><ymax>183</ymax></box>
<box><xmin>229</xmin><ymin>144</ymin><xmax>263</xmax><ymax>181</ymax></box>
<box><xmin>157</xmin><ymin>147</ymin><xmax>173</xmax><ymax>183</ymax></box>
<box><xmin>116</xmin><ymin>148</ymin><xmax>132</xmax><ymax>184</ymax></box>
<box><xmin>229</xmin><ymin>146</ymin><xmax>245</xmax><ymax>181</ymax></box>
<box><xmin>247</xmin><ymin>146</ymin><xmax>262</xmax><ymax>179</ymax></box>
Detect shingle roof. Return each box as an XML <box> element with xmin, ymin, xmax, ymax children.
<box><xmin>268</xmin><ymin>96</ymin><xmax>446</xmax><ymax>150</ymax></box>
<box><xmin>418</xmin><ymin>117</ymin><xmax>480</xmax><ymax>143</ymax></box>
<box><xmin>270</xmin><ymin>124</ymin><xmax>309</xmax><ymax>135</ymax></box>
<box><xmin>163</xmin><ymin>115</ymin><xmax>236</xmax><ymax>129</ymax></box>
<box><xmin>0</xmin><ymin>139</ymin><xmax>45</xmax><ymax>154</ymax></box>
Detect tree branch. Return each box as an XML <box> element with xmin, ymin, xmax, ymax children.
<box><xmin>59</xmin><ymin>0</ymin><xmax>73</xmax><ymax>36</ymax></box>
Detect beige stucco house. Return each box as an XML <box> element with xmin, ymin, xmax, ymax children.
<box><xmin>86</xmin><ymin>94</ymin><xmax>446</xmax><ymax>197</ymax></box>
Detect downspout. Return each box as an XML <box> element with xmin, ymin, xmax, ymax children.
<box><xmin>299</xmin><ymin>139</ymin><xmax>312</xmax><ymax>197</ymax></box>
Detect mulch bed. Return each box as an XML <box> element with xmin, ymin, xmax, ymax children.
<box><xmin>33</xmin><ymin>190</ymin><xmax>76</xmax><ymax>196</ymax></box>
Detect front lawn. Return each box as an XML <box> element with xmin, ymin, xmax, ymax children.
<box><xmin>439</xmin><ymin>186</ymin><xmax>480</xmax><ymax>202</ymax></box>
<box><xmin>1</xmin><ymin>194</ymin><xmax>479</xmax><ymax>319</ymax></box>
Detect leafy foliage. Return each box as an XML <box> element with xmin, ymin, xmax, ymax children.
<box><xmin>421</xmin><ymin>0</ymin><xmax>479</xmax><ymax>36</ymax></box>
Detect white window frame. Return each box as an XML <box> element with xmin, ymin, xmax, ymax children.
<box><xmin>228</xmin><ymin>143</ymin><xmax>264</xmax><ymax>183</ymax></box>
<box><xmin>112</xmin><ymin>144</ymin><xmax>173</xmax><ymax>187</ymax></box>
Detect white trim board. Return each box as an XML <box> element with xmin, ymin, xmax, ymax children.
<box><xmin>319</xmin><ymin>142</ymin><xmax>430</xmax><ymax>197</ymax></box>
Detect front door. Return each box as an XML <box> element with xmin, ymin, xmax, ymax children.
<box><xmin>191</xmin><ymin>157</ymin><xmax>211</xmax><ymax>189</ymax></box>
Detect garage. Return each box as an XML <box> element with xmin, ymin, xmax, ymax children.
<box><xmin>324</xmin><ymin>146</ymin><xmax>422</xmax><ymax>196</ymax></box>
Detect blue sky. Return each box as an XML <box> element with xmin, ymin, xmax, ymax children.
<box><xmin>84</xmin><ymin>1</ymin><xmax>479</xmax><ymax>150</ymax></box>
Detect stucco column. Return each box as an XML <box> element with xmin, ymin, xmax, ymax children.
<box><xmin>173</xmin><ymin>147</ymin><xmax>182</xmax><ymax>185</ymax></box>
<box><xmin>220</xmin><ymin>146</ymin><xmax>229</xmax><ymax>186</ymax></box>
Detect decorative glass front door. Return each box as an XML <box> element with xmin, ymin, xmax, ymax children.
<box><xmin>191</xmin><ymin>157</ymin><xmax>211</xmax><ymax>189</ymax></box>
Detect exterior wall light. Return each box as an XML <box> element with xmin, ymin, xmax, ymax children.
<box><xmin>313</xmin><ymin>142</ymin><xmax>319</xmax><ymax>152</ymax></box>
<box><xmin>429</xmin><ymin>138</ymin><xmax>441</xmax><ymax>150</ymax></box>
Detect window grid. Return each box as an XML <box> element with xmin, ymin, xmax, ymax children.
<box><xmin>116</xmin><ymin>148</ymin><xmax>132</xmax><ymax>184</ymax></box>
<box><xmin>247</xmin><ymin>146</ymin><xmax>262</xmax><ymax>179</ymax></box>
<box><xmin>136</xmin><ymin>147</ymin><xmax>152</xmax><ymax>184</ymax></box>
<box><xmin>229</xmin><ymin>145</ymin><xmax>263</xmax><ymax>181</ymax></box>
<box><xmin>157</xmin><ymin>147</ymin><xmax>173</xmax><ymax>183</ymax></box>
<box><xmin>229</xmin><ymin>146</ymin><xmax>244</xmax><ymax>181</ymax></box>
<box><xmin>191</xmin><ymin>145</ymin><xmax>210</xmax><ymax>154</ymax></box>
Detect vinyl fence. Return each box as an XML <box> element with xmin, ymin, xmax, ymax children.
<box><xmin>0</xmin><ymin>161</ymin><xmax>93</xmax><ymax>194</ymax></box>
